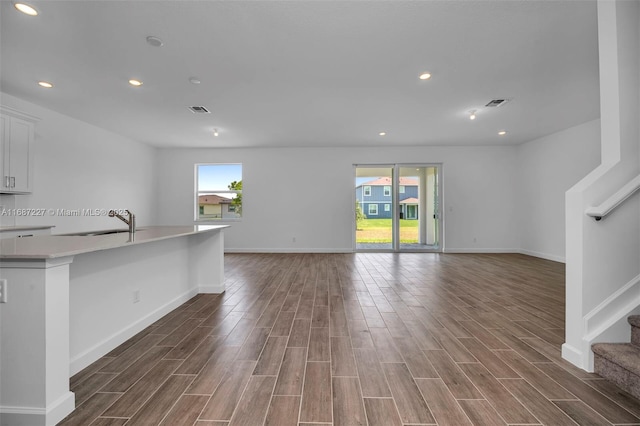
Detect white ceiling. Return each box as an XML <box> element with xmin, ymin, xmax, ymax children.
<box><xmin>0</xmin><ymin>0</ymin><xmax>600</xmax><ymax>149</ymax></box>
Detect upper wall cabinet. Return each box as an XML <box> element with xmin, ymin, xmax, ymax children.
<box><xmin>0</xmin><ymin>106</ymin><xmax>39</xmax><ymax>194</ymax></box>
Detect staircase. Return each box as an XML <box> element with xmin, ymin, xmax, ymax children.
<box><xmin>592</xmin><ymin>315</ymin><xmax>640</xmax><ymax>399</ymax></box>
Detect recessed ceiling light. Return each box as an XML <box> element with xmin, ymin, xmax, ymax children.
<box><xmin>189</xmin><ymin>77</ymin><xmax>201</xmax><ymax>85</ymax></box>
<box><xmin>498</xmin><ymin>130</ymin><xmax>507</xmax><ymax>136</ymax></box>
<box><xmin>213</xmin><ymin>129</ymin><xmax>219</xmax><ymax>137</ymax></box>
<box><xmin>146</xmin><ymin>36</ymin><xmax>164</xmax><ymax>47</ymax></box>
<box><xmin>419</xmin><ymin>72</ymin><xmax>432</xmax><ymax>80</ymax></box>
<box><xmin>128</xmin><ymin>79</ymin><xmax>143</xmax><ymax>87</ymax></box>
<box><xmin>38</xmin><ymin>81</ymin><xmax>53</xmax><ymax>88</ymax></box>
<box><xmin>14</xmin><ymin>2</ymin><xmax>38</xmax><ymax>16</ymax></box>
<box><xmin>469</xmin><ymin>110</ymin><xmax>477</xmax><ymax>120</ymax></box>
<box><xmin>379</xmin><ymin>132</ymin><xmax>386</xmax><ymax>136</ymax></box>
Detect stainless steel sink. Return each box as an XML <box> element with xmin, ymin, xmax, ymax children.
<box><xmin>61</xmin><ymin>228</ymin><xmax>145</xmax><ymax>236</ymax></box>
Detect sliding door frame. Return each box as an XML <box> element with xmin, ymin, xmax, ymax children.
<box><xmin>354</xmin><ymin>163</ymin><xmax>443</xmax><ymax>252</ymax></box>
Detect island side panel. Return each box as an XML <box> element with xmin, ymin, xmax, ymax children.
<box><xmin>0</xmin><ymin>258</ymin><xmax>75</xmax><ymax>426</ymax></box>
<box><xmin>189</xmin><ymin>228</ymin><xmax>225</xmax><ymax>293</ymax></box>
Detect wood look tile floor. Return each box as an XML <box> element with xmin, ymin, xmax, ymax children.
<box><xmin>60</xmin><ymin>253</ymin><xmax>640</xmax><ymax>426</ymax></box>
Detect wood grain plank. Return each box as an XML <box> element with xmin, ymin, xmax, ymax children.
<box><xmin>499</xmin><ymin>378</ymin><xmax>577</xmax><ymax>425</ymax></box>
<box><xmin>308</xmin><ymin>327</ymin><xmax>330</xmax><ymax>362</ymax></box>
<box><xmin>102</xmin><ymin>359</ymin><xmax>182</xmax><ymax>417</ymax></box>
<box><xmin>330</xmin><ymin>336</ymin><xmax>357</xmax><ymax>376</ymax></box>
<box><xmin>253</xmin><ymin>336</ymin><xmax>288</xmax><ymax>375</ymax></box>
<box><xmin>552</xmin><ymin>400</ymin><xmax>613</xmax><ymax>426</ymax></box>
<box><xmin>228</xmin><ymin>375</ymin><xmax>277</xmax><ymax>426</ymax></box>
<box><xmin>458</xmin><ymin>338</ymin><xmax>518</xmax><ymax>378</ymax></box>
<box><xmin>457</xmin><ymin>362</ymin><xmax>537</xmax><ymax>424</ymax></box>
<box><xmin>199</xmin><ymin>361</ymin><xmax>256</xmax><ymax>421</ymax></box>
<box><xmin>457</xmin><ymin>400</ymin><xmax>507</xmax><ymax>426</ymax></box>
<box><xmin>535</xmin><ymin>362</ymin><xmax>640</xmax><ymax>424</ymax></box>
<box><xmin>300</xmin><ymin>362</ymin><xmax>332</xmax><ymax>423</ymax></box>
<box><xmin>159</xmin><ymin>395</ymin><xmax>209</xmax><ymax>426</ymax></box>
<box><xmin>274</xmin><ymin>347</ymin><xmax>307</xmax><ymax>396</ymax></box>
<box><xmin>353</xmin><ymin>348</ymin><xmax>392</xmax><ymax>397</ymax></box>
<box><xmin>332</xmin><ymin>377</ymin><xmax>367</xmax><ymax>426</ymax></box>
<box><xmin>264</xmin><ymin>395</ymin><xmax>300</xmax><ymax>426</ymax></box>
<box><xmin>415</xmin><ymin>379</ymin><xmax>472</xmax><ymax>426</ymax></box>
<box><xmin>363</xmin><ymin>398</ymin><xmax>402</xmax><ymax>426</ymax></box>
<box><xmin>369</xmin><ymin>328</ymin><xmax>403</xmax><ymax>362</ymax></box>
<box><xmin>186</xmin><ymin>345</ymin><xmax>239</xmax><ymax>395</ymax></box>
<box><xmin>235</xmin><ymin>327</ymin><xmax>271</xmax><ymax>361</ymax></box>
<box><xmin>495</xmin><ymin>351</ymin><xmax>575</xmax><ymax>399</ymax></box>
<box><xmin>381</xmin><ymin>363</ymin><xmax>435</xmax><ymax>424</ymax></box>
<box><xmin>425</xmin><ymin>350</ymin><xmax>483</xmax><ymax>399</ymax></box>
<box><xmin>288</xmin><ymin>319</ymin><xmax>311</xmax><ymax>347</ymax></box>
<box><xmin>126</xmin><ymin>374</ymin><xmax>195</xmax><ymax>426</ymax></box>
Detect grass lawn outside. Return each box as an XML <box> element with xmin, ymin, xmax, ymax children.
<box><xmin>356</xmin><ymin>218</ymin><xmax>418</xmax><ymax>243</ymax></box>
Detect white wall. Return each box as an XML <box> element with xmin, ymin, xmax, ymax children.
<box><xmin>156</xmin><ymin>145</ymin><xmax>519</xmax><ymax>252</ymax></box>
<box><xmin>0</xmin><ymin>92</ymin><xmax>157</xmax><ymax>234</ymax></box>
<box><xmin>517</xmin><ymin>119</ymin><xmax>601</xmax><ymax>262</ymax></box>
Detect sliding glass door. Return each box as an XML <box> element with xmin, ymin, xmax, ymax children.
<box><xmin>355</xmin><ymin>164</ymin><xmax>442</xmax><ymax>252</ymax></box>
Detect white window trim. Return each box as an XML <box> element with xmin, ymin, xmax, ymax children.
<box><xmin>384</xmin><ymin>204</ymin><xmax>390</xmax><ymax>212</ymax></box>
<box><xmin>364</xmin><ymin>185</ymin><xmax>371</xmax><ymax>197</ymax></box>
<box><xmin>368</xmin><ymin>204</ymin><xmax>378</xmax><ymax>215</ymax></box>
<box><xmin>195</xmin><ymin>163</ymin><xmax>242</xmax><ymax>222</ymax></box>
<box><xmin>383</xmin><ymin>186</ymin><xmax>391</xmax><ymax>196</ymax></box>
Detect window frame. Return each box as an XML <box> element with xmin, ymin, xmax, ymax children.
<box><xmin>195</xmin><ymin>163</ymin><xmax>243</xmax><ymax>222</ymax></box>
<box><xmin>364</xmin><ymin>185</ymin><xmax>371</xmax><ymax>197</ymax></box>
<box><xmin>368</xmin><ymin>204</ymin><xmax>378</xmax><ymax>216</ymax></box>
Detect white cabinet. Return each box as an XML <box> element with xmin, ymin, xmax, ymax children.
<box><xmin>0</xmin><ymin>106</ymin><xmax>38</xmax><ymax>194</ymax></box>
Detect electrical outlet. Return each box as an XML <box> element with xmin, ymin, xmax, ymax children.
<box><xmin>0</xmin><ymin>279</ymin><xmax>7</xmax><ymax>303</ymax></box>
<box><xmin>133</xmin><ymin>289</ymin><xmax>140</xmax><ymax>304</ymax></box>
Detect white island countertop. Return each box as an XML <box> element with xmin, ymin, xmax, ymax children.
<box><xmin>0</xmin><ymin>225</ymin><xmax>55</xmax><ymax>232</ymax></box>
<box><xmin>0</xmin><ymin>225</ymin><xmax>228</xmax><ymax>259</ymax></box>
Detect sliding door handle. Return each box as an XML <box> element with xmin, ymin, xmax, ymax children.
<box><xmin>10</xmin><ymin>177</ymin><xmax>15</xmax><ymax>188</ymax></box>
<box><xmin>4</xmin><ymin>176</ymin><xmax>8</xmax><ymax>188</ymax></box>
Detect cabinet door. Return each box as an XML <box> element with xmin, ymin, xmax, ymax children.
<box><xmin>8</xmin><ymin>118</ymin><xmax>33</xmax><ymax>193</ymax></box>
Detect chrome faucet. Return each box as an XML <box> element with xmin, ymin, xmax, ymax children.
<box><xmin>109</xmin><ymin>209</ymin><xmax>136</xmax><ymax>234</ymax></box>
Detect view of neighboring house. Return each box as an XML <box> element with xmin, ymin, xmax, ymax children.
<box><xmin>198</xmin><ymin>194</ymin><xmax>239</xmax><ymax>219</ymax></box>
<box><xmin>356</xmin><ymin>177</ymin><xmax>419</xmax><ymax>219</ymax></box>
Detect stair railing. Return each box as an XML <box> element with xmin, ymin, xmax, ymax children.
<box><xmin>585</xmin><ymin>174</ymin><xmax>640</xmax><ymax>221</ymax></box>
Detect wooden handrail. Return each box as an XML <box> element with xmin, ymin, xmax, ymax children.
<box><xmin>585</xmin><ymin>175</ymin><xmax>640</xmax><ymax>221</ymax></box>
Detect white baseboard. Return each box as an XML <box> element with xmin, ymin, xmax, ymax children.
<box><xmin>443</xmin><ymin>248</ymin><xmax>519</xmax><ymax>254</ymax></box>
<box><xmin>518</xmin><ymin>249</ymin><xmax>565</xmax><ymax>263</ymax></box>
<box><xmin>225</xmin><ymin>248</ymin><xmax>353</xmax><ymax>253</ymax></box>
<box><xmin>0</xmin><ymin>391</ymin><xmax>75</xmax><ymax>426</ymax></box>
<box><xmin>199</xmin><ymin>284</ymin><xmax>225</xmax><ymax>294</ymax></box>
<box><xmin>561</xmin><ymin>343</ymin><xmax>588</xmax><ymax>371</ymax></box>
<box><xmin>69</xmin><ymin>288</ymin><xmax>199</xmax><ymax>375</ymax></box>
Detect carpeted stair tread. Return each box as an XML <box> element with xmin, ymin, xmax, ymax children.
<box><xmin>592</xmin><ymin>343</ymin><xmax>640</xmax><ymax>376</ymax></box>
<box><xmin>628</xmin><ymin>315</ymin><xmax>640</xmax><ymax>328</ymax></box>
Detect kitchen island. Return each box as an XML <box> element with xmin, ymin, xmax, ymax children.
<box><xmin>0</xmin><ymin>225</ymin><xmax>227</xmax><ymax>426</ymax></box>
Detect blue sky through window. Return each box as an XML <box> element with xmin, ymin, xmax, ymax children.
<box><xmin>198</xmin><ymin>164</ymin><xmax>242</xmax><ymax>192</ymax></box>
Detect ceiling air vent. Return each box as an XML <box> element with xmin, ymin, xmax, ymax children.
<box><xmin>187</xmin><ymin>106</ymin><xmax>210</xmax><ymax>114</ymax></box>
<box><xmin>485</xmin><ymin>99</ymin><xmax>510</xmax><ymax>108</ymax></box>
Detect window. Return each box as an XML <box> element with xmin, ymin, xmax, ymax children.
<box><xmin>364</xmin><ymin>186</ymin><xmax>371</xmax><ymax>196</ymax></box>
<box><xmin>383</xmin><ymin>186</ymin><xmax>391</xmax><ymax>196</ymax></box>
<box><xmin>368</xmin><ymin>204</ymin><xmax>378</xmax><ymax>215</ymax></box>
<box><xmin>384</xmin><ymin>204</ymin><xmax>390</xmax><ymax>212</ymax></box>
<box><xmin>399</xmin><ymin>185</ymin><xmax>405</xmax><ymax>194</ymax></box>
<box><xmin>196</xmin><ymin>163</ymin><xmax>242</xmax><ymax>220</ymax></box>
